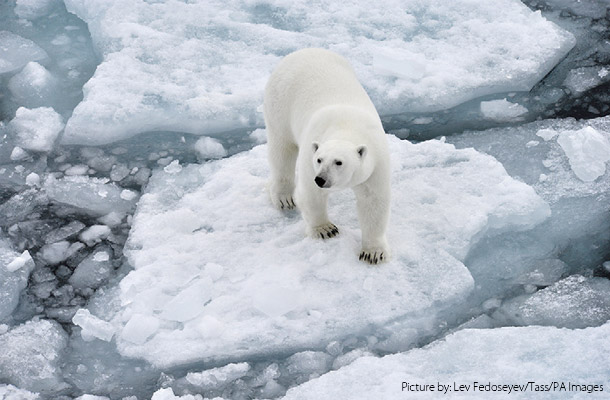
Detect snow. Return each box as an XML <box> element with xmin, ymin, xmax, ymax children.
<box><xmin>556</xmin><ymin>126</ymin><xmax>610</xmax><ymax>182</ymax></box>
<box><xmin>0</xmin><ymin>31</ymin><xmax>48</xmax><ymax>75</ymax></box>
<box><xmin>8</xmin><ymin>107</ymin><xmax>65</xmax><ymax>152</ymax></box>
<box><xmin>281</xmin><ymin>322</ymin><xmax>610</xmax><ymax>400</ymax></box>
<box><xmin>480</xmin><ymin>98</ymin><xmax>528</xmax><ymax>122</ymax></box>
<box><xmin>563</xmin><ymin>66</ymin><xmax>610</xmax><ymax>95</ymax></box>
<box><xmin>61</xmin><ymin>0</ymin><xmax>574</xmax><ymax>145</ymax></box>
<box><xmin>77</xmin><ymin>134</ymin><xmax>551</xmax><ymax>369</ymax></box>
<box><xmin>0</xmin><ymin>319</ymin><xmax>69</xmax><ymax>393</ymax></box>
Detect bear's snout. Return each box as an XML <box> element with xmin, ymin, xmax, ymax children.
<box><xmin>315</xmin><ymin>176</ymin><xmax>327</xmax><ymax>188</ymax></box>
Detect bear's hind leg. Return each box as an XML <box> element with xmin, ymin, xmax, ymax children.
<box><xmin>268</xmin><ymin>140</ymin><xmax>298</xmax><ymax>210</ymax></box>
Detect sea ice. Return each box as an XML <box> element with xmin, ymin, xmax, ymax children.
<box><xmin>82</xmin><ymin>134</ymin><xmax>549</xmax><ymax>368</ymax></box>
<box><xmin>8</xmin><ymin>107</ymin><xmax>65</xmax><ymax>153</ymax></box>
<box><xmin>281</xmin><ymin>322</ymin><xmax>610</xmax><ymax>399</ymax></box>
<box><xmin>479</xmin><ymin>98</ymin><xmax>528</xmax><ymax>122</ymax></box>
<box><xmin>61</xmin><ymin>0</ymin><xmax>574</xmax><ymax>145</ymax></box>
<box><xmin>14</xmin><ymin>0</ymin><xmax>61</xmax><ymax>20</ymax></box>
<box><xmin>495</xmin><ymin>275</ymin><xmax>610</xmax><ymax>329</ymax></box>
<box><xmin>44</xmin><ymin>175</ymin><xmax>138</xmax><ymax>216</ymax></box>
<box><xmin>0</xmin><ymin>238</ymin><xmax>35</xmax><ymax>320</ymax></box>
<box><xmin>0</xmin><ymin>319</ymin><xmax>69</xmax><ymax>393</ymax></box>
<box><xmin>556</xmin><ymin>125</ymin><xmax>610</xmax><ymax>182</ymax></box>
<box><xmin>8</xmin><ymin>62</ymin><xmax>59</xmax><ymax>108</ymax></box>
<box><xmin>0</xmin><ymin>31</ymin><xmax>48</xmax><ymax>75</ymax></box>
<box><xmin>0</xmin><ymin>384</ymin><xmax>39</xmax><ymax>400</ymax></box>
<box><xmin>69</xmin><ymin>246</ymin><xmax>114</xmax><ymax>290</ymax></box>
<box><xmin>448</xmin><ymin>116</ymin><xmax>610</xmax><ymax>295</ymax></box>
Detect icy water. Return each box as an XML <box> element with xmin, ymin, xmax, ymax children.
<box><xmin>0</xmin><ymin>0</ymin><xmax>609</xmax><ymax>399</ymax></box>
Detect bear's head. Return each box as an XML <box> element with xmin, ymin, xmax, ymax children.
<box><xmin>311</xmin><ymin>139</ymin><xmax>367</xmax><ymax>190</ymax></box>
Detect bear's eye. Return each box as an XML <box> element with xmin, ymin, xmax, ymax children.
<box><xmin>317</xmin><ymin>158</ymin><xmax>322</xmax><ymax>164</ymax></box>
<box><xmin>335</xmin><ymin>160</ymin><xmax>342</xmax><ymax>166</ymax></box>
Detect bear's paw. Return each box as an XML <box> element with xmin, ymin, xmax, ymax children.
<box><xmin>311</xmin><ymin>223</ymin><xmax>339</xmax><ymax>240</ymax></box>
<box><xmin>358</xmin><ymin>248</ymin><xmax>388</xmax><ymax>265</ymax></box>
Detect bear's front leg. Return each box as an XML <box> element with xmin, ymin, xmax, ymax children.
<box><xmin>354</xmin><ymin>181</ymin><xmax>390</xmax><ymax>265</ymax></box>
<box><xmin>295</xmin><ymin>182</ymin><xmax>339</xmax><ymax>240</ymax></box>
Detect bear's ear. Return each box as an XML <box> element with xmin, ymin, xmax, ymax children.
<box><xmin>357</xmin><ymin>145</ymin><xmax>367</xmax><ymax>159</ymax></box>
<box><xmin>312</xmin><ymin>142</ymin><xmax>319</xmax><ymax>153</ymax></box>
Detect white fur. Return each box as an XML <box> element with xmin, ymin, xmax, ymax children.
<box><xmin>264</xmin><ymin>48</ymin><xmax>391</xmax><ymax>264</ymax></box>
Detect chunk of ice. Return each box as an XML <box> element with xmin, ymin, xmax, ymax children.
<box><xmin>72</xmin><ymin>308</ymin><xmax>115</xmax><ymax>342</ymax></box>
<box><xmin>9</xmin><ymin>107</ymin><xmax>64</xmax><ymax>152</ymax></box>
<box><xmin>480</xmin><ymin>98</ymin><xmax>528</xmax><ymax>122</ymax></box>
<box><xmin>106</xmin><ymin>135</ymin><xmax>548</xmax><ymax>368</ymax></box>
<box><xmin>69</xmin><ymin>246</ymin><xmax>113</xmax><ymax>290</ymax></box>
<box><xmin>0</xmin><ymin>31</ymin><xmax>48</xmax><ymax>75</ymax></box>
<box><xmin>44</xmin><ymin>175</ymin><xmax>137</xmax><ymax>216</ymax></box>
<box><xmin>496</xmin><ymin>275</ymin><xmax>610</xmax><ymax>328</ymax></box>
<box><xmin>0</xmin><ymin>239</ymin><xmax>35</xmax><ymax>320</ymax></box>
<box><xmin>15</xmin><ymin>0</ymin><xmax>61</xmax><ymax>20</ymax></box>
<box><xmin>194</xmin><ymin>137</ymin><xmax>227</xmax><ymax>160</ymax></box>
<box><xmin>8</xmin><ymin>62</ymin><xmax>58</xmax><ymax>108</ymax></box>
<box><xmin>556</xmin><ymin>126</ymin><xmax>610</xmax><ymax>182</ymax></box>
<box><xmin>281</xmin><ymin>322</ymin><xmax>610</xmax><ymax>399</ymax></box>
<box><xmin>61</xmin><ymin>0</ymin><xmax>574</xmax><ymax>145</ymax></box>
<box><xmin>0</xmin><ymin>319</ymin><xmax>69</xmax><ymax>393</ymax></box>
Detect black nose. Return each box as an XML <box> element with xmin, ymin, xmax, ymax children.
<box><xmin>315</xmin><ymin>176</ymin><xmax>326</xmax><ymax>188</ymax></box>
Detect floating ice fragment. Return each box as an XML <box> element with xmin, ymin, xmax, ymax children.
<box><xmin>15</xmin><ymin>0</ymin><xmax>60</xmax><ymax>20</ymax></box>
<box><xmin>557</xmin><ymin>126</ymin><xmax>610</xmax><ymax>182</ymax></box>
<box><xmin>0</xmin><ymin>319</ymin><xmax>68</xmax><ymax>393</ymax></box>
<box><xmin>480</xmin><ymin>98</ymin><xmax>528</xmax><ymax>122</ymax></box>
<box><xmin>8</xmin><ymin>62</ymin><xmax>58</xmax><ymax>108</ymax></box>
<box><xmin>72</xmin><ymin>308</ymin><xmax>115</xmax><ymax>342</ymax></box>
<box><xmin>163</xmin><ymin>160</ymin><xmax>182</xmax><ymax>174</ymax></box>
<box><xmin>151</xmin><ymin>388</ymin><xmax>203</xmax><ymax>400</ymax></box>
<box><xmin>185</xmin><ymin>362</ymin><xmax>250</xmax><ymax>389</ymax></box>
<box><xmin>194</xmin><ymin>137</ymin><xmax>227</xmax><ymax>159</ymax></box>
<box><xmin>119</xmin><ymin>189</ymin><xmax>137</xmax><ymax>201</ymax></box>
<box><xmin>25</xmin><ymin>172</ymin><xmax>41</xmax><ymax>186</ymax></box>
<box><xmin>10</xmin><ymin>147</ymin><xmax>29</xmax><ymax>161</ymax></box>
<box><xmin>79</xmin><ymin>225</ymin><xmax>111</xmax><ymax>246</ymax></box>
<box><xmin>69</xmin><ymin>247</ymin><xmax>113</xmax><ymax>290</ymax></box>
<box><xmin>6</xmin><ymin>250</ymin><xmax>33</xmax><ymax>272</ymax></box>
<box><xmin>0</xmin><ymin>31</ymin><xmax>48</xmax><ymax>74</ymax></box>
<box><xmin>9</xmin><ymin>107</ymin><xmax>64</xmax><ymax>152</ymax></box>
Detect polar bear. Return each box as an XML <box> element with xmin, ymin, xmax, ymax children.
<box><xmin>264</xmin><ymin>48</ymin><xmax>391</xmax><ymax>264</ymax></box>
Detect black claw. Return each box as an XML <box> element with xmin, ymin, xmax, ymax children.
<box><xmin>359</xmin><ymin>252</ymin><xmax>364</xmax><ymax>260</ymax></box>
<box><xmin>279</xmin><ymin>199</ymin><xmax>285</xmax><ymax>209</ymax></box>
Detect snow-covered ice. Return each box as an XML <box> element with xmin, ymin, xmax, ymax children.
<box><xmin>8</xmin><ymin>107</ymin><xmax>64</xmax><ymax>152</ymax></box>
<box><xmin>61</xmin><ymin>0</ymin><xmax>574</xmax><ymax>145</ymax></box>
<box><xmin>556</xmin><ymin>125</ymin><xmax>610</xmax><ymax>182</ymax></box>
<box><xmin>79</xmin><ymin>134</ymin><xmax>551</xmax><ymax>368</ymax></box>
<box><xmin>281</xmin><ymin>322</ymin><xmax>610</xmax><ymax>399</ymax></box>
<box><xmin>0</xmin><ymin>319</ymin><xmax>69</xmax><ymax>393</ymax></box>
